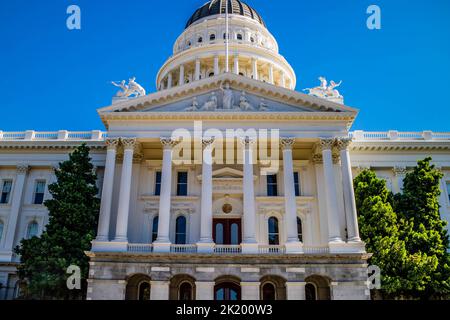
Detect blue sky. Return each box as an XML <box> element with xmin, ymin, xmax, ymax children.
<box><xmin>0</xmin><ymin>0</ymin><xmax>449</xmax><ymax>131</ymax></box>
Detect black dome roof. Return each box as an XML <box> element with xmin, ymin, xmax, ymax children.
<box><xmin>186</xmin><ymin>0</ymin><xmax>266</xmax><ymax>29</ymax></box>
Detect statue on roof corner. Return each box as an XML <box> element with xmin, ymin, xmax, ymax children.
<box><xmin>111</xmin><ymin>77</ymin><xmax>146</xmax><ymax>103</ymax></box>
<box><xmin>303</xmin><ymin>76</ymin><xmax>344</xmax><ymax>104</ymax></box>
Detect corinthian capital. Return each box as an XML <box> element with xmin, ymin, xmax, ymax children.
<box><xmin>105</xmin><ymin>138</ymin><xmax>120</xmax><ymax>150</ymax></box>
<box><xmin>160</xmin><ymin>137</ymin><xmax>180</xmax><ymax>149</ymax></box>
<box><xmin>335</xmin><ymin>137</ymin><xmax>352</xmax><ymax>151</ymax></box>
<box><xmin>239</xmin><ymin>136</ymin><xmax>256</xmax><ymax>147</ymax></box>
<box><xmin>392</xmin><ymin>166</ymin><xmax>407</xmax><ymax>176</ymax></box>
<box><xmin>280</xmin><ymin>137</ymin><xmax>295</xmax><ymax>150</ymax></box>
<box><xmin>16</xmin><ymin>165</ymin><xmax>29</xmax><ymax>175</ymax></box>
<box><xmin>318</xmin><ymin>138</ymin><xmax>335</xmax><ymax>151</ymax></box>
<box><xmin>202</xmin><ymin>137</ymin><xmax>215</xmax><ymax>149</ymax></box>
<box><xmin>121</xmin><ymin>138</ymin><xmax>137</xmax><ymax>150</ymax></box>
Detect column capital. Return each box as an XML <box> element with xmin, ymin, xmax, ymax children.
<box><xmin>120</xmin><ymin>138</ymin><xmax>137</xmax><ymax>150</ymax></box>
<box><xmin>160</xmin><ymin>137</ymin><xmax>180</xmax><ymax>149</ymax></box>
<box><xmin>239</xmin><ymin>136</ymin><xmax>256</xmax><ymax>147</ymax></box>
<box><xmin>105</xmin><ymin>138</ymin><xmax>120</xmax><ymax>150</ymax></box>
<box><xmin>202</xmin><ymin>137</ymin><xmax>215</xmax><ymax>149</ymax></box>
<box><xmin>335</xmin><ymin>137</ymin><xmax>353</xmax><ymax>151</ymax></box>
<box><xmin>392</xmin><ymin>166</ymin><xmax>407</xmax><ymax>176</ymax></box>
<box><xmin>318</xmin><ymin>138</ymin><xmax>335</xmax><ymax>151</ymax></box>
<box><xmin>16</xmin><ymin>165</ymin><xmax>29</xmax><ymax>175</ymax></box>
<box><xmin>280</xmin><ymin>137</ymin><xmax>295</xmax><ymax>150</ymax></box>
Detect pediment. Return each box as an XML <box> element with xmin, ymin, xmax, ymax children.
<box><xmin>197</xmin><ymin>167</ymin><xmax>256</xmax><ymax>181</ymax></box>
<box><xmin>98</xmin><ymin>73</ymin><xmax>358</xmax><ymax>116</ymax></box>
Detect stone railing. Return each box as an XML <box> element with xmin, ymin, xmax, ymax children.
<box><xmin>127</xmin><ymin>243</ymin><xmax>153</xmax><ymax>253</ymax></box>
<box><xmin>303</xmin><ymin>246</ymin><xmax>330</xmax><ymax>254</ymax></box>
<box><xmin>214</xmin><ymin>245</ymin><xmax>242</xmax><ymax>254</ymax></box>
<box><xmin>0</xmin><ymin>130</ymin><xmax>106</xmax><ymax>141</ymax></box>
<box><xmin>258</xmin><ymin>245</ymin><xmax>286</xmax><ymax>254</ymax></box>
<box><xmin>351</xmin><ymin>130</ymin><xmax>450</xmax><ymax>141</ymax></box>
<box><xmin>170</xmin><ymin>244</ymin><xmax>198</xmax><ymax>253</ymax></box>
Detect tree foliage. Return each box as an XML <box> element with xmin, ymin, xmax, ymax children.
<box><xmin>15</xmin><ymin>145</ymin><xmax>100</xmax><ymax>299</ymax></box>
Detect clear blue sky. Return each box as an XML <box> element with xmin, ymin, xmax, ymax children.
<box><xmin>1</xmin><ymin>0</ymin><xmax>449</xmax><ymax>132</ymax></box>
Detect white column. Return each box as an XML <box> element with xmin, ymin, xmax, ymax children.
<box><xmin>195</xmin><ymin>58</ymin><xmax>201</xmax><ymax>81</ymax></box>
<box><xmin>286</xmin><ymin>282</ymin><xmax>306</xmax><ymax>300</ymax></box>
<box><xmin>95</xmin><ymin>139</ymin><xmax>119</xmax><ymax>242</ymax></box>
<box><xmin>337</xmin><ymin>138</ymin><xmax>361</xmax><ymax>242</ymax></box>
<box><xmin>150</xmin><ymin>281</ymin><xmax>169</xmax><ymax>300</ymax></box>
<box><xmin>154</xmin><ymin>138</ymin><xmax>179</xmax><ymax>252</ymax></box>
<box><xmin>179</xmin><ymin>64</ymin><xmax>185</xmax><ymax>86</ymax></box>
<box><xmin>214</xmin><ymin>55</ymin><xmax>219</xmax><ymax>76</ymax></box>
<box><xmin>197</xmin><ymin>138</ymin><xmax>215</xmax><ymax>253</ymax></box>
<box><xmin>167</xmin><ymin>73</ymin><xmax>172</xmax><ymax>89</ymax></box>
<box><xmin>241</xmin><ymin>137</ymin><xmax>258</xmax><ymax>253</ymax></box>
<box><xmin>392</xmin><ymin>166</ymin><xmax>407</xmax><ymax>193</ymax></box>
<box><xmin>319</xmin><ymin>139</ymin><xmax>343</xmax><ymax>244</ymax></box>
<box><xmin>241</xmin><ymin>282</ymin><xmax>260</xmax><ymax>300</ymax></box>
<box><xmin>195</xmin><ymin>281</ymin><xmax>215</xmax><ymax>300</ymax></box>
<box><xmin>114</xmin><ymin>138</ymin><xmax>136</xmax><ymax>244</ymax></box>
<box><xmin>268</xmin><ymin>64</ymin><xmax>274</xmax><ymax>84</ymax></box>
<box><xmin>252</xmin><ymin>58</ymin><xmax>258</xmax><ymax>80</ymax></box>
<box><xmin>4</xmin><ymin>165</ymin><xmax>28</xmax><ymax>253</ymax></box>
<box><xmin>281</xmin><ymin>72</ymin><xmax>286</xmax><ymax>88</ymax></box>
<box><xmin>281</xmin><ymin>138</ymin><xmax>303</xmax><ymax>253</ymax></box>
<box><xmin>233</xmin><ymin>54</ymin><xmax>239</xmax><ymax>74</ymax></box>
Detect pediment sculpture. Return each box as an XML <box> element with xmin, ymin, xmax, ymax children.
<box><xmin>111</xmin><ymin>77</ymin><xmax>146</xmax><ymax>103</ymax></box>
<box><xmin>303</xmin><ymin>76</ymin><xmax>344</xmax><ymax>104</ymax></box>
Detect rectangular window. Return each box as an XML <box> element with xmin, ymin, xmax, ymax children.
<box><xmin>154</xmin><ymin>171</ymin><xmax>162</xmax><ymax>196</ymax></box>
<box><xmin>177</xmin><ymin>172</ymin><xmax>188</xmax><ymax>196</ymax></box>
<box><xmin>267</xmin><ymin>174</ymin><xmax>278</xmax><ymax>197</ymax></box>
<box><xmin>0</xmin><ymin>180</ymin><xmax>12</xmax><ymax>204</ymax></box>
<box><xmin>294</xmin><ymin>172</ymin><xmax>301</xmax><ymax>197</ymax></box>
<box><xmin>33</xmin><ymin>181</ymin><xmax>46</xmax><ymax>205</ymax></box>
<box><xmin>447</xmin><ymin>182</ymin><xmax>450</xmax><ymax>203</ymax></box>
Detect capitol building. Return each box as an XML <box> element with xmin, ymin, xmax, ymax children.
<box><xmin>1</xmin><ymin>0</ymin><xmax>449</xmax><ymax>300</ymax></box>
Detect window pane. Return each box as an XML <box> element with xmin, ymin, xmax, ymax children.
<box><xmin>152</xmin><ymin>216</ymin><xmax>159</xmax><ymax>243</ymax></box>
<box><xmin>262</xmin><ymin>283</ymin><xmax>276</xmax><ymax>300</ymax></box>
<box><xmin>231</xmin><ymin>223</ymin><xmax>239</xmax><ymax>245</ymax></box>
<box><xmin>176</xmin><ymin>216</ymin><xmax>186</xmax><ymax>244</ymax></box>
<box><xmin>2</xmin><ymin>180</ymin><xmax>12</xmax><ymax>193</ymax></box>
<box><xmin>230</xmin><ymin>288</ymin><xmax>239</xmax><ymax>300</ymax></box>
<box><xmin>179</xmin><ymin>283</ymin><xmax>192</xmax><ymax>300</ymax></box>
<box><xmin>268</xmin><ymin>217</ymin><xmax>279</xmax><ymax>245</ymax></box>
<box><xmin>178</xmin><ymin>172</ymin><xmax>188</xmax><ymax>183</ymax></box>
<box><xmin>138</xmin><ymin>282</ymin><xmax>150</xmax><ymax>301</ymax></box>
<box><xmin>177</xmin><ymin>172</ymin><xmax>188</xmax><ymax>196</ymax></box>
<box><xmin>297</xmin><ymin>217</ymin><xmax>303</xmax><ymax>242</ymax></box>
<box><xmin>34</xmin><ymin>181</ymin><xmax>45</xmax><ymax>204</ymax></box>
<box><xmin>215</xmin><ymin>288</ymin><xmax>224</xmax><ymax>300</ymax></box>
<box><xmin>267</xmin><ymin>175</ymin><xmax>278</xmax><ymax>197</ymax></box>
<box><xmin>35</xmin><ymin>181</ymin><xmax>45</xmax><ymax>193</ymax></box>
<box><xmin>27</xmin><ymin>222</ymin><xmax>38</xmax><ymax>239</ymax></box>
<box><xmin>294</xmin><ymin>172</ymin><xmax>301</xmax><ymax>197</ymax></box>
<box><xmin>1</xmin><ymin>181</ymin><xmax>12</xmax><ymax>204</ymax></box>
<box><xmin>0</xmin><ymin>221</ymin><xmax>4</xmax><ymax>240</ymax></box>
<box><xmin>447</xmin><ymin>182</ymin><xmax>450</xmax><ymax>201</ymax></box>
<box><xmin>155</xmin><ymin>172</ymin><xmax>162</xmax><ymax>196</ymax></box>
<box><xmin>215</xmin><ymin>223</ymin><xmax>224</xmax><ymax>244</ymax></box>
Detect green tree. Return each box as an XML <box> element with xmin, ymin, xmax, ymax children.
<box><xmin>354</xmin><ymin>170</ymin><xmax>409</xmax><ymax>296</ymax></box>
<box><xmin>15</xmin><ymin>144</ymin><xmax>100</xmax><ymax>299</ymax></box>
<box><xmin>394</xmin><ymin>157</ymin><xmax>450</xmax><ymax>298</ymax></box>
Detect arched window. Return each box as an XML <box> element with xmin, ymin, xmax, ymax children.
<box><xmin>198</xmin><ymin>37</ymin><xmax>203</xmax><ymax>43</ymax></box>
<box><xmin>230</xmin><ymin>223</ymin><xmax>239</xmax><ymax>245</ymax></box>
<box><xmin>179</xmin><ymin>282</ymin><xmax>193</xmax><ymax>300</ymax></box>
<box><xmin>305</xmin><ymin>283</ymin><xmax>317</xmax><ymax>301</ymax></box>
<box><xmin>26</xmin><ymin>221</ymin><xmax>39</xmax><ymax>239</ymax></box>
<box><xmin>297</xmin><ymin>217</ymin><xmax>303</xmax><ymax>242</ymax></box>
<box><xmin>237</xmin><ymin>34</ymin><xmax>243</xmax><ymax>41</ymax></box>
<box><xmin>262</xmin><ymin>282</ymin><xmax>276</xmax><ymax>300</ymax></box>
<box><xmin>175</xmin><ymin>216</ymin><xmax>187</xmax><ymax>244</ymax></box>
<box><xmin>268</xmin><ymin>217</ymin><xmax>279</xmax><ymax>245</ymax></box>
<box><xmin>152</xmin><ymin>216</ymin><xmax>159</xmax><ymax>243</ymax></box>
<box><xmin>215</xmin><ymin>282</ymin><xmax>241</xmax><ymax>301</ymax></box>
<box><xmin>0</xmin><ymin>220</ymin><xmax>4</xmax><ymax>241</ymax></box>
<box><xmin>210</xmin><ymin>34</ymin><xmax>216</xmax><ymax>41</ymax></box>
<box><xmin>209</xmin><ymin>72</ymin><xmax>215</xmax><ymax>77</ymax></box>
<box><xmin>215</xmin><ymin>223</ymin><xmax>224</xmax><ymax>244</ymax></box>
<box><xmin>138</xmin><ymin>281</ymin><xmax>151</xmax><ymax>301</ymax></box>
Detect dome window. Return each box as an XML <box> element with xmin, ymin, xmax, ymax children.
<box><xmin>237</xmin><ymin>34</ymin><xmax>243</xmax><ymax>41</ymax></box>
<box><xmin>210</xmin><ymin>34</ymin><xmax>216</xmax><ymax>41</ymax></box>
<box><xmin>198</xmin><ymin>37</ymin><xmax>203</xmax><ymax>43</ymax></box>
<box><xmin>250</xmin><ymin>37</ymin><xmax>255</xmax><ymax>43</ymax></box>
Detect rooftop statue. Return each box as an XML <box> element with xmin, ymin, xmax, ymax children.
<box><xmin>304</xmin><ymin>76</ymin><xmax>344</xmax><ymax>104</ymax></box>
<box><xmin>111</xmin><ymin>77</ymin><xmax>146</xmax><ymax>102</ymax></box>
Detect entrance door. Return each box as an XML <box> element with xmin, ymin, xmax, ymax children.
<box><xmin>213</xmin><ymin>219</ymin><xmax>241</xmax><ymax>245</ymax></box>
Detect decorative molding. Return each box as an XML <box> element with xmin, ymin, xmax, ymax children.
<box><xmin>280</xmin><ymin>137</ymin><xmax>295</xmax><ymax>150</ymax></box>
<box><xmin>392</xmin><ymin>166</ymin><xmax>407</xmax><ymax>176</ymax></box>
<box><xmin>160</xmin><ymin>137</ymin><xmax>180</xmax><ymax>149</ymax></box>
<box><xmin>105</xmin><ymin>138</ymin><xmax>120</xmax><ymax>150</ymax></box>
<box><xmin>121</xmin><ymin>138</ymin><xmax>137</xmax><ymax>150</ymax></box>
<box><xmin>202</xmin><ymin>137</ymin><xmax>215</xmax><ymax>149</ymax></box>
<box><xmin>335</xmin><ymin>137</ymin><xmax>352</xmax><ymax>151</ymax></box>
<box><xmin>16</xmin><ymin>165</ymin><xmax>29</xmax><ymax>175</ymax></box>
<box><xmin>318</xmin><ymin>138</ymin><xmax>335</xmax><ymax>151</ymax></box>
<box><xmin>239</xmin><ymin>136</ymin><xmax>257</xmax><ymax>147</ymax></box>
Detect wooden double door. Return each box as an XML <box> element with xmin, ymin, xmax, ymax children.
<box><xmin>213</xmin><ymin>219</ymin><xmax>242</xmax><ymax>245</ymax></box>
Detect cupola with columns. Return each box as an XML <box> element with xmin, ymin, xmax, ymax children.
<box><xmin>156</xmin><ymin>0</ymin><xmax>296</xmax><ymax>91</ymax></box>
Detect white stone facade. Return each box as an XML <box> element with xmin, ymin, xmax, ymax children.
<box><xmin>1</xmin><ymin>0</ymin><xmax>450</xmax><ymax>300</ymax></box>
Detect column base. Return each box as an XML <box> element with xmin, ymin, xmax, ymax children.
<box><xmin>196</xmin><ymin>242</ymin><xmax>215</xmax><ymax>253</ymax></box>
<box><xmin>153</xmin><ymin>242</ymin><xmax>171</xmax><ymax>253</ymax></box>
<box><xmin>329</xmin><ymin>240</ymin><xmax>366</xmax><ymax>254</ymax></box>
<box><xmin>241</xmin><ymin>243</ymin><xmax>259</xmax><ymax>254</ymax></box>
<box><xmin>92</xmin><ymin>240</ymin><xmax>128</xmax><ymax>252</ymax></box>
<box><xmin>285</xmin><ymin>241</ymin><xmax>304</xmax><ymax>254</ymax></box>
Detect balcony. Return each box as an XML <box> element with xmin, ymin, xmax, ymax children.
<box><xmin>125</xmin><ymin>244</ymin><xmax>329</xmax><ymax>255</ymax></box>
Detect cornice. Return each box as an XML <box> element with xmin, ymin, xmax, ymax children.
<box><xmin>350</xmin><ymin>141</ymin><xmax>450</xmax><ymax>152</ymax></box>
<box><xmin>0</xmin><ymin>141</ymin><xmax>106</xmax><ymax>151</ymax></box>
